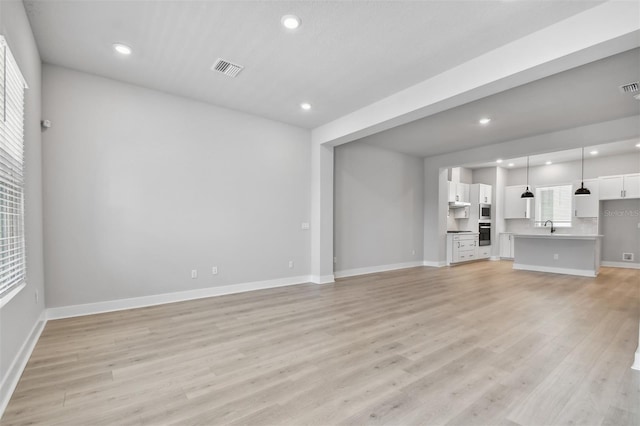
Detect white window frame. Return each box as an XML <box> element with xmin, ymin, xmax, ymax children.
<box><xmin>0</xmin><ymin>35</ymin><xmax>28</xmax><ymax>306</ymax></box>
<box><xmin>534</xmin><ymin>184</ymin><xmax>573</xmax><ymax>228</ymax></box>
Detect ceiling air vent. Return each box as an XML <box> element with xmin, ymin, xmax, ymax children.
<box><xmin>619</xmin><ymin>81</ymin><xmax>639</xmax><ymax>93</ymax></box>
<box><xmin>211</xmin><ymin>58</ymin><xmax>243</xmax><ymax>78</ymax></box>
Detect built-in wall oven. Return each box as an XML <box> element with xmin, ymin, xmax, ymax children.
<box><xmin>479</xmin><ymin>204</ymin><xmax>491</xmax><ymax>220</ymax></box>
<box><xmin>479</xmin><ymin>222</ymin><xmax>491</xmax><ymax>246</ymax></box>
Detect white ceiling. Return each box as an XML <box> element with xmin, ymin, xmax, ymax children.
<box><xmin>23</xmin><ymin>0</ymin><xmax>605</xmax><ymax>129</ymax></box>
<box><xmin>359</xmin><ymin>48</ymin><xmax>640</xmax><ymax>157</ymax></box>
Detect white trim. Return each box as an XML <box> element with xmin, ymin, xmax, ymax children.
<box><xmin>0</xmin><ymin>281</ymin><xmax>26</xmax><ymax>309</ymax></box>
<box><xmin>334</xmin><ymin>261</ymin><xmax>423</xmax><ymax>279</ymax></box>
<box><xmin>632</xmin><ymin>347</ymin><xmax>640</xmax><ymax>371</ymax></box>
<box><xmin>0</xmin><ymin>310</ymin><xmax>47</xmax><ymax>418</ymax></box>
<box><xmin>309</xmin><ymin>274</ymin><xmax>335</xmax><ymax>284</ymax></box>
<box><xmin>601</xmin><ymin>261</ymin><xmax>640</xmax><ymax>270</ymax></box>
<box><xmin>489</xmin><ymin>256</ymin><xmax>501</xmax><ymax>261</ymax></box>
<box><xmin>423</xmin><ymin>260</ymin><xmax>446</xmax><ymax>268</ymax></box>
<box><xmin>513</xmin><ymin>263</ymin><xmax>597</xmax><ymax>277</ymax></box>
<box><xmin>46</xmin><ymin>275</ymin><xmax>311</xmax><ymax>320</ymax></box>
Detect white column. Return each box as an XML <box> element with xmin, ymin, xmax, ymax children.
<box><xmin>423</xmin><ymin>165</ymin><xmax>448</xmax><ymax>267</ymax></box>
<box><xmin>310</xmin><ymin>142</ymin><xmax>334</xmax><ymax>284</ymax></box>
<box><xmin>632</xmin><ymin>322</ymin><xmax>640</xmax><ymax>370</ymax></box>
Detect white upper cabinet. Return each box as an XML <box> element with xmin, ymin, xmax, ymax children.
<box><xmin>624</xmin><ymin>174</ymin><xmax>640</xmax><ymax>198</ymax></box>
<box><xmin>453</xmin><ymin>206</ymin><xmax>469</xmax><ymax>219</ymax></box>
<box><xmin>448</xmin><ymin>181</ymin><xmax>456</xmax><ymax>202</ymax></box>
<box><xmin>504</xmin><ymin>185</ymin><xmax>532</xmax><ymax>219</ymax></box>
<box><xmin>599</xmin><ymin>174</ymin><xmax>640</xmax><ymax>200</ymax></box>
<box><xmin>573</xmin><ymin>179</ymin><xmax>599</xmax><ymax>218</ymax></box>
<box><xmin>448</xmin><ymin>182</ymin><xmax>470</xmax><ymax>203</ymax></box>
<box><xmin>478</xmin><ymin>184</ymin><xmax>492</xmax><ymax>204</ymax></box>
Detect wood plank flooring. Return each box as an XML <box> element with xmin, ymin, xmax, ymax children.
<box><xmin>2</xmin><ymin>261</ymin><xmax>639</xmax><ymax>425</ymax></box>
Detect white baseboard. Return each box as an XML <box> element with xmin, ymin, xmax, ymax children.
<box><xmin>46</xmin><ymin>275</ymin><xmax>311</xmax><ymax>320</ymax></box>
<box><xmin>423</xmin><ymin>260</ymin><xmax>446</xmax><ymax>268</ymax></box>
<box><xmin>0</xmin><ymin>310</ymin><xmax>47</xmax><ymax>418</ymax></box>
<box><xmin>513</xmin><ymin>263</ymin><xmax>597</xmax><ymax>277</ymax></box>
<box><xmin>489</xmin><ymin>256</ymin><xmax>501</xmax><ymax>261</ymax></box>
<box><xmin>309</xmin><ymin>274</ymin><xmax>335</xmax><ymax>284</ymax></box>
<box><xmin>334</xmin><ymin>261</ymin><xmax>423</xmax><ymax>279</ymax></box>
<box><xmin>601</xmin><ymin>261</ymin><xmax>640</xmax><ymax>270</ymax></box>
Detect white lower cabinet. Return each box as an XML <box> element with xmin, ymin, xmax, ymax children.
<box><xmin>447</xmin><ymin>234</ymin><xmax>479</xmax><ymax>265</ymax></box>
<box><xmin>499</xmin><ymin>233</ymin><xmax>515</xmax><ymax>259</ymax></box>
<box><xmin>478</xmin><ymin>245</ymin><xmax>491</xmax><ymax>259</ymax></box>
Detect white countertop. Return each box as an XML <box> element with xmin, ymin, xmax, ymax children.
<box><xmin>513</xmin><ymin>233</ymin><xmax>603</xmax><ymax>240</ymax></box>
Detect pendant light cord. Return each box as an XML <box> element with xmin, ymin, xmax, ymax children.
<box><xmin>581</xmin><ymin>147</ymin><xmax>584</xmax><ymax>184</ymax></box>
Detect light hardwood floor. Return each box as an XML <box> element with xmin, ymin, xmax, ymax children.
<box><xmin>2</xmin><ymin>261</ymin><xmax>639</xmax><ymax>425</ymax></box>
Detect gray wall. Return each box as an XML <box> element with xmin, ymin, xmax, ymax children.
<box><xmin>42</xmin><ymin>65</ymin><xmax>311</xmax><ymax>308</ymax></box>
<box><xmin>334</xmin><ymin>141</ymin><xmax>424</xmax><ymax>273</ymax></box>
<box><xmin>601</xmin><ymin>199</ymin><xmax>640</xmax><ymax>264</ymax></box>
<box><xmin>0</xmin><ymin>0</ymin><xmax>46</xmax><ymax>399</ymax></box>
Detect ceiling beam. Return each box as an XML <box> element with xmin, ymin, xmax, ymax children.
<box><xmin>311</xmin><ymin>1</ymin><xmax>640</xmax><ymax>147</ymax></box>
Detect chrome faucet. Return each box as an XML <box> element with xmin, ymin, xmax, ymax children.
<box><xmin>544</xmin><ymin>220</ymin><xmax>556</xmax><ymax>233</ymax></box>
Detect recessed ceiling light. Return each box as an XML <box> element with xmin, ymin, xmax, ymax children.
<box><xmin>496</xmin><ymin>159</ymin><xmax>503</xmax><ymax>164</ymax></box>
<box><xmin>281</xmin><ymin>15</ymin><xmax>301</xmax><ymax>30</ymax></box>
<box><xmin>508</xmin><ymin>163</ymin><xmax>515</xmax><ymax>167</ymax></box>
<box><xmin>635</xmin><ymin>143</ymin><xmax>640</xmax><ymax>148</ymax></box>
<box><xmin>545</xmin><ymin>161</ymin><xmax>552</xmax><ymax>165</ymax></box>
<box><xmin>300</xmin><ymin>102</ymin><xmax>311</xmax><ymax>111</ymax></box>
<box><xmin>479</xmin><ymin>118</ymin><xmax>491</xmax><ymax>125</ymax></box>
<box><xmin>113</xmin><ymin>43</ymin><xmax>132</xmax><ymax>55</ymax></box>
<box><xmin>590</xmin><ymin>150</ymin><xmax>598</xmax><ymax>155</ymax></box>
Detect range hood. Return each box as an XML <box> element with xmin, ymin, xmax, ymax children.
<box><xmin>448</xmin><ymin>201</ymin><xmax>471</xmax><ymax>208</ymax></box>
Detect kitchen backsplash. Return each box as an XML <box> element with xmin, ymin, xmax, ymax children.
<box><xmin>505</xmin><ymin>218</ymin><xmax>598</xmax><ymax>234</ymax></box>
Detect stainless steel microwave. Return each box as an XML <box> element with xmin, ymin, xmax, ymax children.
<box><xmin>479</xmin><ymin>204</ymin><xmax>491</xmax><ymax>220</ymax></box>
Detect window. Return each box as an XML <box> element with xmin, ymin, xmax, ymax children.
<box><xmin>0</xmin><ymin>36</ymin><xmax>28</xmax><ymax>298</ymax></box>
<box><xmin>535</xmin><ymin>184</ymin><xmax>572</xmax><ymax>228</ymax></box>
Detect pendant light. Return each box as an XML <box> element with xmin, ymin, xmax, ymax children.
<box><xmin>575</xmin><ymin>147</ymin><xmax>591</xmax><ymax>196</ymax></box>
<box><xmin>521</xmin><ymin>156</ymin><xmax>534</xmax><ymax>198</ymax></box>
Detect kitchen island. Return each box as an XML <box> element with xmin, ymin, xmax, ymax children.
<box><xmin>512</xmin><ymin>234</ymin><xmax>603</xmax><ymax>277</ymax></box>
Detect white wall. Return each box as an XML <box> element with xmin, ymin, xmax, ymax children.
<box><xmin>0</xmin><ymin>0</ymin><xmax>46</xmax><ymax>408</ymax></box>
<box><xmin>334</xmin><ymin>142</ymin><xmax>424</xmax><ymax>275</ymax></box>
<box><xmin>42</xmin><ymin>65</ymin><xmax>311</xmax><ymax>308</ymax></box>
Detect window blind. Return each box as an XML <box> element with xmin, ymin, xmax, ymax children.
<box><xmin>535</xmin><ymin>184</ymin><xmax>572</xmax><ymax>227</ymax></box>
<box><xmin>0</xmin><ymin>36</ymin><xmax>28</xmax><ymax>298</ymax></box>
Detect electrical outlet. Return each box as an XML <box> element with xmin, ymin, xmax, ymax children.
<box><xmin>288</xmin><ymin>260</ymin><xmax>294</xmax><ymax>269</ymax></box>
<box><xmin>301</xmin><ymin>222</ymin><xmax>310</xmax><ymax>230</ymax></box>
<box><xmin>334</xmin><ymin>257</ymin><xmax>337</xmax><ymax>264</ymax></box>
<box><xmin>553</xmin><ymin>254</ymin><xmax>559</xmax><ymax>260</ymax></box>
<box><xmin>191</xmin><ymin>269</ymin><xmax>198</xmax><ymax>279</ymax></box>
<box><xmin>34</xmin><ymin>290</ymin><xmax>38</xmax><ymax>304</ymax></box>
<box><xmin>412</xmin><ymin>249</ymin><xmax>416</xmax><ymax>256</ymax></box>
<box><xmin>212</xmin><ymin>266</ymin><xmax>218</xmax><ymax>275</ymax></box>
